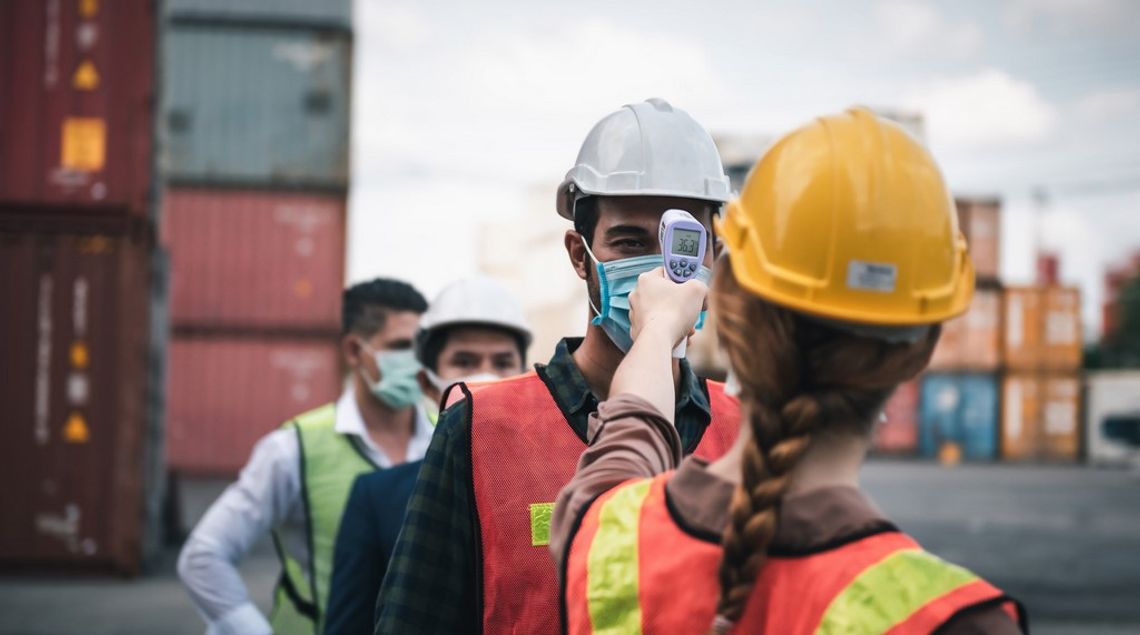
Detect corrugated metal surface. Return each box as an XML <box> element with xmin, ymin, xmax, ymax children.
<box><xmin>0</xmin><ymin>0</ymin><xmax>155</xmax><ymax>214</ymax></box>
<box><xmin>1003</xmin><ymin>287</ymin><xmax>1041</xmax><ymax>369</ymax></box>
<box><xmin>167</xmin><ymin>0</ymin><xmax>352</xmax><ymax>29</ymax></box>
<box><xmin>163</xmin><ymin>188</ymin><xmax>346</xmax><ymax>330</ymax></box>
<box><xmin>873</xmin><ymin>379</ymin><xmax>920</xmax><ymax>454</ymax></box>
<box><xmin>929</xmin><ymin>287</ymin><xmax>1002</xmax><ymax>370</ymax></box>
<box><xmin>163</xmin><ymin>24</ymin><xmax>350</xmax><ymax>189</ymax></box>
<box><xmin>166</xmin><ymin>334</ymin><xmax>342</xmax><ymax>475</ymax></box>
<box><xmin>1085</xmin><ymin>371</ymin><xmax>1140</xmax><ymax>466</ymax></box>
<box><xmin>1042</xmin><ymin>287</ymin><xmax>1082</xmax><ymax>369</ymax></box>
<box><xmin>1004</xmin><ymin>286</ymin><xmax>1082</xmax><ymax>370</ymax></box>
<box><xmin>0</xmin><ymin>226</ymin><xmax>152</xmax><ymax>573</ymax></box>
<box><xmin>1001</xmin><ymin>373</ymin><xmax>1081</xmax><ymax>462</ymax></box>
<box><xmin>955</xmin><ymin>198</ymin><xmax>1000</xmax><ymax>282</ymax></box>
<box><xmin>919</xmin><ymin>373</ymin><xmax>999</xmax><ymax>460</ymax></box>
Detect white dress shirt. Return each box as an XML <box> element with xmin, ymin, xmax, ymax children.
<box><xmin>177</xmin><ymin>389</ymin><xmax>433</xmax><ymax>635</ymax></box>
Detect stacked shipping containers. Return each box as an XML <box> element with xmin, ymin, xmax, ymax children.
<box><xmin>915</xmin><ymin>199</ymin><xmax>1003</xmax><ymax>460</ymax></box>
<box><xmin>0</xmin><ymin>0</ymin><xmax>161</xmax><ymax>573</ymax></box>
<box><xmin>909</xmin><ymin>198</ymin><xmax>1084</xmax><ymax>462</ymax></box>
<box><xmin>161</xmin><ymin>1</ymin><xmax>352</xmax><ymax>475</ymax></box>
<box><xmin>999</xmin><ymin>285</ymin><xmax>1083</xmax><ymax>461</ymax></box>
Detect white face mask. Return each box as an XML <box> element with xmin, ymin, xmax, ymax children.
<box><xmin>723</xmin><ymin>367</ymin><xmax>741</xmax><ymax>397</ymax></box>
<box><xmin>423</xmin><ymin>368</ymin><xmax>502</xmax><ymax>394</ymax></box>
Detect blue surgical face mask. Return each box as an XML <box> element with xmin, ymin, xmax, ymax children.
<box><xmin>358</xmin><ymin>343</ymin><xmax>423</xmax><ymax>410</ymax></box>
<box><xmin>581</xmin><ymin>236</ymin><xmax>710</xmax><ymax>353</ymax></box>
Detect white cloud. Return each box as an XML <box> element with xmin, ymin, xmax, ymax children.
<box><xmin>903</xmin><ymin>69</ymin><xmax>1058</xmax><ymax>151</ymax></box>
<box><xmin>876</xmin><ymin>0</ymin><xmax>983</xmax><ymax>59</ymax></box>
<box><xmin>455</xmin><ymin>19</ymin><xmax>726</xmax><ymax>118</ymax></box>
<box><xmin>352</xmin><ymin>17</ymin><xmax>727</xmax><ymax>184</ymax></box>
<box><xmin>1075</xmin><ymin>88</ymin><xmax>1140</xmax><ymax>120</ymax></box>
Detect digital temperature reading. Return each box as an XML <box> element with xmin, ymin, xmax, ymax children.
<box><xmin>671</xmin><ymin>229</ymin><xmax>701</xmax><ymax>257</ymax></box>
<box><xmin>659</xmin><ymin>209</ymin><xmax>708</xmax><ymax>283</ymax></box>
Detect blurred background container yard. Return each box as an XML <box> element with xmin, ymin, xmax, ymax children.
<box><xmin>2</xmin><ymin>0</ymin><xmax>1140</xmax><ymax>632</ymax></box>
<box><xmin>159</xmin><ymin>0</ymin><xmax>351</xmax><ymax>476</ymax></box>
<box><xmin>0</xmin><ymin>0</ymin><xmax>163</xmax><ymax>576</ymax></box>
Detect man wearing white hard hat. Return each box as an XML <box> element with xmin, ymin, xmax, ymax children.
<box><xmin>323</xmin><ymin>276</ymin><xmax>531</xmax><ymax>635</ymax></box>
<box><xmin>413</xmin><ymin>275</ymin><xmax>533</xmax><ymax>422</ymax></box>
<box><xmin>375</xmin><ymin>98</ymin><xmax>741</xmax><ymax>634</ymax></box>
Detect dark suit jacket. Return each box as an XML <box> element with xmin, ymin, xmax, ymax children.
<box><xmin>324</xmin><ymin>460</ymin><xmax>422</xmax><ymax>635</ymax></box>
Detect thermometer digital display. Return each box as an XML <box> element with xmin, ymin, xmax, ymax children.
<box><xmin>659</xmin><ymin>209</ymin><xmax>707</xmax><ymax>282</ymax></box>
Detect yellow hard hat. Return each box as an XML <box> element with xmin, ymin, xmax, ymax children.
<box><xmin>716</xmin><ymin>107</ymin><xmax>974</xmax><ymax>327</ymax></box>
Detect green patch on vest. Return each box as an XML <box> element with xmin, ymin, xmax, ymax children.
<box><xmin>530</xmin><ymin>502</ymin><xmax>555</xmax><ymax>546</ymax></box>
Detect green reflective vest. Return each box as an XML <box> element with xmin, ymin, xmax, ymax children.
<box><xmin>269</xmin><ymin>403</ymin><xmax>377</xmax><ymax>635</ymax></box>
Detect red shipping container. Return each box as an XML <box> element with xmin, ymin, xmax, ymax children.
<box><xmin>166</xmin><ymin>334</ymin><xmax>342</xmax><ymax>475</ymax></box>
<box><xmin>873</xmin><ymin>379</ymin><xmax>920</xmax><ymax>454</ymax></box>
<box><xmin>163</xmin><ymin>189</ymin><xmax>346</xmax><ymax>330</ymax></box>
<box><xmin>0</xmin><ymin>226</ymin><xmax>153</xmax><ymax>574</ymax></box>
<box><xmin>1036</xmin><ymin>252</ymin><xmax>1060</xmax><ymax>286</ymax></box>
<box><xmin>0</xmin><ymin>0</ymin><xmax>155</xmax><ymax>214</ymax></box>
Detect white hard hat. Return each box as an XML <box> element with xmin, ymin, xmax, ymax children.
<box><xmin>556</xmin><ymin>98</ymin><xmax>732</xmax><ymax>220</ymax></box>
<box><xmin>416</xmin><ymin>276</ymin><xmax>533</xmax><ymax>359</ymax></box>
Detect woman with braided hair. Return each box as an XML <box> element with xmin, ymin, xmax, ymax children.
<box><xmin>550</xmin><ymin>107</ymin><xmax>1027</xmax><ymax>634</ymax></box>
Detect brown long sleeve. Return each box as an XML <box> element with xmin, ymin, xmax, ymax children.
<box><xmin>549</xmin><ymin>393</ymin><xmax>682</xmax><ymax>567</ymax></box>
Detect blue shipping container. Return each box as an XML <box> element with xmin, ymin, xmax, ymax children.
<box><xmin>163</xmin><ymin>24</ymin><xmax>350</xmax><ymax>188</ymax></box>
<box><xmin>919</xmin><ymin>373</ymin><xmax>999</xmax><ymax>460</ymax></box>
<box><xmin>167</xmin><ymin>0</ymin><xmax>352</xmax><ymax>30</ymax></box>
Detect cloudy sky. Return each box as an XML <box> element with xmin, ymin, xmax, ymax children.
<box><xmin>346</xmin><ymin>0</ymin><xmax>1140</xmax><ymax>339</ymax></box>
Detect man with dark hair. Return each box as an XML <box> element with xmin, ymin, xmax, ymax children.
<box><xmin>324</xmin><ymin>276</ymin><xmax>531</xmax><ymax>634</ymax></box>
<box><xmin>179</xmin><ymin>278</ymin><xmax>432</xmax><ymax>635</ymax></box>
<box><xmin>375</xmin><ymin>99</ymin><xmax>742</xmax><ymax>634</ymax></box>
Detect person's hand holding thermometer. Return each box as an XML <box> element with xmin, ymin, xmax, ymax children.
<box><xmin>628</xmin><ymin>209</ymin><xmax>710</xmax><ymax>358</ymax></box>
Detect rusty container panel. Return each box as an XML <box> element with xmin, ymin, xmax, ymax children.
<box><xmin>1042</xmin><ymin>375</ymin><xmax>1081</xmax><ymax>460</ymax></box>
<box><xmin>955</xmin><ymin>197</ymin><xmax>1000</xmax><ymax>283</ymax></box>
<box><xmin>0</xmin><ymin>0</ymin><xmax>155</xmax><ymax>214</ymax></box>
<box><xmin>166</xmin><ymin>334</ymin><xmax>342</xmax><ymax>475</ymax></box>
<box><xmin>1003</xmin><ymin>287</ymin><xmax>1044</xmax><ymax>370</ymax></box>
<box><xmin>1001</xmin><ymin>372</ymin><xmax>1081</xmax><ymax>462</ymax></box>
<box><xmin>929</xmin><ymin>287</ymin><xmax>1001</xmax><ymax>371</ymax></box>
<box><xmin>1042</xmin><ymin>287</ymin><xmax>1082</xmax><ymax>370</ymax></box>
<box><xmin>1001</xmin><ymin>373</ymin><xmax>1041</xmax><ymax>461</ymax></box>
<box><xmin>873</xmin><ymin>379</ymin><xmax>920</xmax><ymax>454</ymax></box>
<box><xmin>1004</xmin><ymin>286</ymin><xmax>1082</xmax><ymax>371</ymax></box>
<box><xmin>162</xmin><ymin>188</ymin><xmax>346</xmax><ymax>330</ymax></box>
<box><xmin>0</xmin><ymin>226</ymin><xmax>152</xmax><ymax>573</ymax></box>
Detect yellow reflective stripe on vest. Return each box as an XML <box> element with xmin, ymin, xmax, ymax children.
<box><xmin>586</xmin><ymin>479</ymin><xmax>653</xmax><ymax>635</ymax></box>
<box><xmin>816</xmin><ymin>549</ymin><xmax>979</xmax><ymax>634</ymax></box>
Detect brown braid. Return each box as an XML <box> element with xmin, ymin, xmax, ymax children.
<box><xmin>707</xmin><ymin>263</ymin><xmax>940</xmax><ymax>632</ymax></box>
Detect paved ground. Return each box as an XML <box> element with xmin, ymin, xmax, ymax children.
<box><xmin>0</xmin><ymin>461</ymin><xmax>1137</xmax><ymax>634</ymax></box>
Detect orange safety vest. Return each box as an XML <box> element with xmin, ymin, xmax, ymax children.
<box><xmin>452</xmin><ymin>370</ymin><xmax>739</xmax><ymax>635</ymax></box>
<box><xmin>565</xmin><ymin>473</ymin><xmax>1025</xmax><ymax>634</ymax></box>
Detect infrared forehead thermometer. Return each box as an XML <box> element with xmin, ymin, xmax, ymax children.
<box><xmin>659</xmin><ymin>209</ymin><xmax>707</xmax><ymax>282</ymax></box>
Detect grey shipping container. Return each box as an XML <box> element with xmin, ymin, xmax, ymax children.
<box><xmin>167</xmin><ymin>0</ymin><xmax>352</xmax><ymax>30</ymax></box>
<box><xmin>163</xmin><ymin>24</ymin><xmax>351</xmax><ymax>189</ymax></box>
<box><xmin>0</xmin><ymin>218</ymin><xmax>155</xmax><ymax>574</ymax></box>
